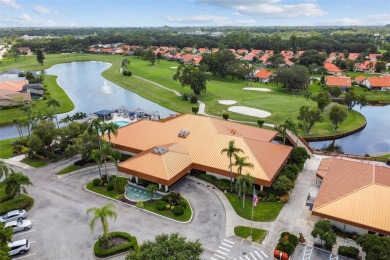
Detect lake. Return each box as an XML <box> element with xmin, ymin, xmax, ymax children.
<box><xmin>0</xmin><ymin>61</ymin><xmax>174</xmax><ymax>139</ymax></box>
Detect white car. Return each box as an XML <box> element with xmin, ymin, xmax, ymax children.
<box><xmin>8</xmin><ymin>239</ymin><xmax>30</xmax><ymax>256</ymax></box>
<box><xmin>5</xmin><ymin>220</ymin><xmax>32</xmax><ymax>233</ymax></box>
<box><xmin>0</xmin><ymin>210</ymin><xmax>27</xmax><ymax>223</ymax></box>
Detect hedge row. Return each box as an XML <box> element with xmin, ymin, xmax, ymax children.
<box><xmin>0</xmin><ymin>194</ymin><xmax>34</xmax><ymax>215</ymax></box>
<box><xmin>338</xmin><ymin>246</ymin><xmax>359</xmax><ymax>259</ymax></box>
<box><xmin>94</xmin><ymin>231</ymin><xmax>138</xmax><ymax>258</ymax></box>
<box><xmin>191</xmin><ymin>172</ymin><xmax>230</xmax><ymax>191</ymax></box>
<box><xmin>275</xmin><ymin>231</ymin><xmax>299</xmax><ymax>256</ymax></box>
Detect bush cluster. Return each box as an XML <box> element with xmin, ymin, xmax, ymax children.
<box><xmin>93</xmin><ymin>178</ymin><xmax>101</xmax><ymax>186</ymax></box>
<box><xmin>122</xmin><ymin>70</ymin><xmax>132</xmax><ymax>76</ymax></box>
<box><xmin>275</xmin><ymin>232</ymin><xmax>299</xmax><ymax>256</ymax></box>
<box><xmin>181</xmin><ymin>92</ymin><xmax>189</xmax><ymax>101</ymax></box>
<box><xmin>189</xmin><ymin>94</ymin><xmax>198</xmax><ymax>103</ymax></box>
<box><xmin>338</xmin><ymin>246</ymin><xmax>359</xmax><ymax>259</ymax></box>
<box><xmin>0</xmin><ymin>195</ymin><xmax>34</xmax><ymax>215</ymax></box>
<box><xmin>156</xmin><ymin>200</ymin><xmax>166</xmax><ymax>210</ymax></box>
<box><xmin>107</xmin><ymin>181</ymin><xmax>115</xmax><ymax>191</ymax></box>
<box><xmin>191</xmin><ymin>172</ymin><xmax>231</xmax><ymax>191</ymax></box>
<box><xmin>172</xmin><ymin>205</ymin><xmax>184</xmax><ymax>216</ymax></box>
<box><xmin>93</xmin><ymin>232</ymin><xmax>138</xmax><ymax>258</ymax></box>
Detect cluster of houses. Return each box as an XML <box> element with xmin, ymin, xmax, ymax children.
<box><xmin>88</xmin><ymin>44</ymin><xmax>389</xmax><ymax>91</ymax></box>
<box><xmin>0</xmin><ymin>70</ymin><xmax>45</xmax><ymax>107</ymax></box>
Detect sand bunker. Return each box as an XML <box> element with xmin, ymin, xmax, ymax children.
<box><xmin>170</xmin><ymin>67</ymin><xmax>178</xmax><ymax>69</ymax></box>
<box><xmin>228</xmin><ymin>106</ymin><xmax>271</xmax><ymax>118</ymax></box>
<box><xmin>218</xmin><ymin>100</ymin><xmax>237</xmax><ymax>105</ymax></box>
<box><xmin>243</xmin><ymin>88</ymin><xmax>272</xmax><ymax>92</ymax></box>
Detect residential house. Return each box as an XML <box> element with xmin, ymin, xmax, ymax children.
<box><xmin>313</xmin><ymin>158</ymin><xmax>390</xmax><ymax>236</ymax></box>
<box><xmin>22</xmin><ymin>83</ymin><xmax>45</xmax><ymax>98</ymax></box>
<box><xmin>354</xmin><ymin>60</ymin><xmax>376</xmax><ymax>73</ymax></box>
<box><xmin>324</xmin><ymin>63</ymin><xmax>343</xmax><ymax>75</ymax></box>
<box><xmin>296</xmin><ymin>51</ymin><xmax>305</xmax><ymax>57</ymax></box>
<box><xmin>329</xmin><ymin>52</ymin><xmax>343</xmax><ymax>61</ymax></box>
<box><xmin>0</xmin><ymin>80</ymin><xmax>28</xmax><ymax>92</ymax></box>
<box><xmin>197</xmin><ymin>48</ymin><xmax>209</xmax><ymax>54</ymax></box>
<box><xmin>211</xmin><ymin>48</ymin><xmax>220</xmax><ymax>53</ymax></box>
<box><xmin>325</xmin><ymin>76</ymin><xmax>351</xmax><ymax>90</ymax></box>
<box><xmin>348</xmin><ymin>53</ymin><xmax>361</xmax><ymax>61</ymax></box>
<box><xmin>236</xmin><ymin>49</ymin><xmax>249</xmax><ymax>55</ymax></box>
<box><xmin>179</xmin><ymin>54</ymin><xmax>202</xmax><ymax>65</ymax></box>
<box><xmin>252</xmin><ymin>68</ymin><xmax>274</xmax><ymax>83</ymax></box>
<box><xmin>242</xmin><ymin>54</ymin><xmax>255</xmax><ymax>62</ymax></box>
<box><xmin>17</xmin><ymin>47</ymin><xmax>33</xmax><ymax>55</ymax></box>
<box><xmin>363</xmin><ymin>75</ymin><xmax>390</xmax><ymax>91</ymax></box>
<box><xmin>0</xmin><ymin>89</ymin><xmax>31</xmax><ymax>107</ymax></box>
<box><xmin>107</xmin><ymin>114</ymin><xmax>292</xmax><ymax>191</ymax></box>
<box><xmin>353</xmin><ymin>76</ymin><xmax>367</xmax><ymax>85</ymax></box>
<box><xmin>368</xmin><ymin>53</ymin><xmax>382</xmax><ymax>61</ymax></box>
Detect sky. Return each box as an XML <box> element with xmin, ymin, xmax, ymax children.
<box><xmin>0</xmin><ymin>0</ymin><xmax>389</xmax><ymax>27</ymax></box>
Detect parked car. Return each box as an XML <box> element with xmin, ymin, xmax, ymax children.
<box><xmin>0</xmin><ymin>210</ymin><xmax>27</xmax><ymax>223</ymax></box>
<box><xmin>8</xmin><ymin>239</ymin><xmax>30</xmax><ymax>256</ymax></box>
<box><xmin>5</xmin><ymin>220</ymin><xmax>32</xmax><ymax>233</ymax></box>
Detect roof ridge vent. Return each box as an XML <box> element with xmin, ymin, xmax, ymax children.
<box><xmin>153</xmin><ymin>146</ymin><xmax>169</xmax><ymax>155</ymax></box>
<box><xmin>178</xmin><ymin>129</ymin><xmax>190</xmax><ymax>138</ymax></box>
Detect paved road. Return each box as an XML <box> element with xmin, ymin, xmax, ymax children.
<box><xmin>10</xmin><ymin>159</ymin><xmax>272</xmax><ymax>260</ymax></box>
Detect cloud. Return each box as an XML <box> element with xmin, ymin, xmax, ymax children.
<box><xmin>235</xmin><ymin>19</ymin><xmax>256</xmax><ymax>25</ymax></box>
<box><xmin>196</xmin><ymin>0</ymin><xmax>325</xmax><ymax>18</ymax></box>
<box><xmin>18</xmin><ymin>13</ymin><xmax>31</xmax><ymax>22</ymax></box>
<box><xmin>34</xmin><ymin>5</ymin><xmax>51</xmax><ymax>14</ymax></box>
<box><xmin>0</xmin><ymin>0</ymin><xmax>20</xmax><ymax>9</ymax></box>
<box><xmin>165</xmin><ymin>15</ymin><xmax>230</xmax><ymax>25</ymax></box>
<box><xmin>317</xmin><ymin>14</ymin><xmax>390</xmax><ymax>26</ymax></box>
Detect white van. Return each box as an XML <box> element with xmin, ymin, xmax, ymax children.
<box><xmin>8</xmin><ymin>239</ymin><xmax>30</xmax><ymax>256</ymax></box>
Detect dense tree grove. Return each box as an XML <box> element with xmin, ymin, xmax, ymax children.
<box><xmin>2</xmin><ymin>26</ymin><xmax>385</xmax><ymax>55</ymax></box>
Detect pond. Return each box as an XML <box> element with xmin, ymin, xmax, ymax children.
<box><xmin>308</xmin><ymin>105</ymin><xmax>390</xmax><ymax>156</ymax></box>
<box><xmin>0</xmin><ymin>61</ymin><xmax>174</xmax><ymax>140</ymax></box>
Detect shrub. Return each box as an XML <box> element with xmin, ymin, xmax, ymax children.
<box><xmin>189</xmin><ymin>94</ymin><xmax>198</xmax><ymax>103</ymax></box>
<box><xmin>179</xmin><ymin>200</ymin><xmax>187</xmax><ymax>209</ymax></box>
<box><xmin>268</xmin><ymin>194</ymin><xmax>278</xmax><ymax>202</ymax></box>
<box><xmin>114</xmin><ymin>178</ymin><xmax>128</xmax><ymax>194</ymax></box>
<box><xmin>222</xmin><ymin>113</ymin><xmax>229</xmax><ymax>121</ymax></box>
<box><xmin>0</xmin><ymin>194</ymin><xmax>34</xmax><ymax>215</ymax></box>
<box><xmin>109</xmin><ymin>175</ymin><xmax>117</xmax><ymax>182</ymax></box>
<box><xmin>181</xmin><ymin>92</ymin><xmax>189</xmax><ymax>101</ymax></box>
<box><xmin>192</xmin><ymin>106</ymin><xmax>199</xmax><ymax>115</ymax></box>
<box><xmin>93</xmin><ymin>178</ymin><xmax>102</xmax><ymax>186</ymax></box>
<box><xmin>122</xmin><ymin>70</ymin><xmax>132</xmax><ymax>76</ymax></box>
<box><xmin>161</xmin><ymin>194</ymin><xmax>169</xmax><ymax>202</ymax></box>
<box><xmin>172</xmin><ymin>205</ymin><xmax>184</xmax><ymax>216</ymax></box>
<box><xmin>280</xmin><ymin>170</ymin><xmax>297</xmax><ymax>182</ymax></box>
<box><xmin>338</xmin><ymin>246</ymin><xmax>359</xmax><ymax>259</ymax></box>
<box><xmin>165</xmin><ymin>204</ymin><xmax>171</xmax><ymax>210</ymax></box>
<box><xmin>136</xmin><ymin>201</ymin><xmax>144</xmax><ymax>208</ymax></box>
<box><xmin>279</xmin><ymin>194</ymin><xmax>289</xmax><ymax>203</ymax></box>
<box><xmin>215</xmin><ymin>179</ymin><xmax>230</xmax><ymax>191</ymax></box>
<box><xmin>288</xmin><ymin>147</ymin><xmax>310</xmax><ymax>166</ymax></box>
<box><xmin>275</xmin><ymin>232</ymin><xmax>299</xmax><ymax>256</ymax></box>
<box><xmin>156</xmin><ymin>200</ymin><xmax>166</xmax><ymax>210</ymax></box>
<box><xmin>107</xmin><ymin>181</ymin><xmax>115</xmax><ymax>191</ymax></box>
<box><xmin>93</xmin><ymin>231</ymin><xmax>138</xmax><ymax>258</ymax></box>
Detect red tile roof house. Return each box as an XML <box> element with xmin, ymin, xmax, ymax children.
<box><xmin>236</xmin><ymin>49</ymin><xmax>249</xmax><ymax>55</ymax></box>
<box><xmin>252</xmin><ymin>69</ymin><xmax>274</xmax><ymax>83</ymax></box>
<box><xmin>328</xmin><ymin>52</ymin><xmax>344</xmax><ymax>61</ymax></box>
<box><xmin>197</xmin><ymin>48</ymin><xmax>209</xmax><ymax>54</ymax></box>
<box><xmin>362</xmin><ymin>75</ymin><xmax>390</xmax><ymax>91</ymax></box>
<box><xmin>296</xmin><ymin>51</ymin><xmax>305</xmax><ymax>57</ymax></box>
<box><xmin>324</xmin><ymin>63</ymin><xmax>343</xmax><ymax>75</ymax></box>
<box><xmin>241</xmin><ymin>54</ymin><xmax>255</xmax><ymax>62</ymax></box>
<box><xmin>211</xmin><ymin>48</ymin><xmax>220</xmax><ymax>53</ymax></box>
<box><xmin>17</xmin><ymin>47</ymin><xmax>33</xmax><ymax>55</ymax></box>
<box><xmin>0</xmin><ymin>89</ymin><xmax>31</xmax><ymax>107</ymax></box>
<box><xmin>353</xmin><ymin>76</ymin><xmax>367</xmax><ymax>85</ymax></box>
<box><xmin>325</xmin><ymin>76</ymin><xmax>352</xmax><ymax>91</ymax></box>
<box><xmin>280</xmin><ymin>50</ymin><xmax>293</xmax><ymax>57</ymax></box>
<box><xmin>348</xmin><ymin>53</ymin><xmax>361</xmax><ymax>61</ymax></box>
<box><xmin>368</xmin><ymin>53</ymin><xmax>382</xmax><ymax>61</ymax></box>
<box><xmin>354</xmin><ymin>60</ymin><xmax>376</xmax><ymax>73</ymax></box>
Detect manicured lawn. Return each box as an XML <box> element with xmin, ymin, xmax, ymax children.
<box><xmin>86</xmin><ymin>179</ymin><xmax>192</xmax><ymax>222</ymax></box>
<box><xmin>57</xmin><ymin>165</ymin><xmax>82</xmax><ymax>175</ymax></box>
<box><xmin>0</xmin><ymin>75</ymin><xmax>75</xmax><ymax>124</ymax></box>
<box><xmin>0</xmin><ymin>137</ymin><xmax>18</xmax><ymax>159</ymax></box>
<box><xmin>224</xmin><ymin>192</ymin><xmax>283</xmax><ymax>222</ymax></box>
<box><xmin>0</xmin><ymin>53</ymin><xmax>370</xmax><ymax>137</ymax></box>
<box><xmin>20</xmin><ymin>158</ymin><xmax>48</xmax><ymax>168</ymax></box>
<box><xmin>234</xmin><ymin>226</ymin><xmax>268</xmax><ymax>243</ymax></box>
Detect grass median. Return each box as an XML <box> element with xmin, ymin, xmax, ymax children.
<box><xmin>234</xmin><ymin>226</ymin><xmax>268</xmax><ymax>243</ymax></box>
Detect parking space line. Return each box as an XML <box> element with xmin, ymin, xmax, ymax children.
<box><xmin>261</xmin><ymin>251</ymin><xmax>268</xmax><ymax>258</ymax></box>
<box><xmin>213</xmin><ymin>253</ymin><xmax>226</xmax><ymax>259</ymax></box>
<box><xmin>29</xmin><ymin>241</ymin><xmax>36</xmax><ymax>244</ymax></box>
<box><xmin>219</xmin><ymin>246</ymin><xmax>230</xmax><ymax>251</ymax></box>
<box><xmin>255</xmin><ymin>251</ymin><xmax>263</xmax><ymax>259</ymax></box>
<box><xmin>216</xmin><ymin>250</ymin><xmax>228</xmax><ymax>256</ymax></box>
<box><xmin>13</xmin><ymin>230</ymin><xmax>36</xmax><ymax>236</ymax></box>
<box><xmin>221</xmin><ymin>242</ymin><xmax>233</xmax><ymax>248</ymax></box>
<box><xmin>224</xmin><ymin>239</ymin><xmax>235</xmax><ymax>244</ymax></box>
<box><xmin>13</xmin><ymin>253</ymin><xmax>37</xmax><ymax>260</ymax></box>
<box><xmin>249</xmin><ymin>252</ymin><xmax>256</xmax><ymax>259</ymax></box>
<box><xmin>245</xmin><ymin>255</ymin><xmax>250</xmax><ymax>260</ymax></box>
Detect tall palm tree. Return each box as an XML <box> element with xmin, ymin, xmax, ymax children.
<box><xmin>278</xmin><ymin>118</ymin><xmax>298</xmax><ymax>145</ymax></box>
<box><xmin>221</xmin><ymin>140</ymin><xmax>243</xmax><ymax>192</ymax></box>
<box><xmin>231</xmin><ymin>155</ymin><xmax>254</xmax><ymax>196</ymax></box>
<box><xmin>0</xmin><ymin>161</ymin><xmax>13</xmax><ymax>180</ymax></box>
<box><xmin>87</xmin><ymin>203</ymin><xmax>117</xmax><ymax>239</ymax></box>
<box><xmin>87</xmin><ymin>119</ymin><xmax>103</xmax><ymax>151</ymax></box>
<box><xmin>19</xmin><ymin>104</ymin><xmax>33</xmax><ymax>137</ymax></box>
<box><xmin>47</xmin><ymin>98</ymin><xmax>61</xmax><ymax>129</ymax></box>
<box><xmin>235</xmin><ymin>174</ymin><xmax>254</xmax><ymax>209</ymax></box>
<box><xmin>90</xmin><ymin>149</ymin><xmax>104</xmax><ymax>179</ymax></box>
<box><xmin>101</xmin><ymin>141</ymin><xmax>120</xmax><ymax>178</ymax></box>
<box><xmin>103</xmin><ymin>122</ymin><xmax>119</xmax><ymax>144</ymax></box>
<box><xmin>11</xmin><ymin>118</ymin><xmax>23</xmax><ymax>139</ymax></box>
<box><xmin>121</xmin><ymin>58</ymin><xmax>130</xmax><ymax>69</ymax></box>
<box><xmin>4</xmin><ymin>172</ymin><xmax>32</xmax><ymax>199</ymax></box>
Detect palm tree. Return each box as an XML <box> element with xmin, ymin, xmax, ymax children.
<box><xmin>59</xmin><ymin>115</ymin><xmax>72</xmax><ymax>125</ymax></box>
<box><xmin>121</xmin><ymin>58</ymin><xmax>130</xmax><ymax>69</ymax></box>
<box><xmin>231</xmin><ymin>155</ymin><xmax>254</xmax><ymax>196</ymax></box>
<box><xmin>4</xmin><ymin>172</ymin><xmax>32</xmax><ymax>199</ymax></box>
<box><xmin>90</xmin><ymin>149</ymin><xmax>104</xmax><ymax>179</ymax></box>
<box><xmin>19</xmin><ymin>104</ymin><xmax>33</xmax><ymax>137</ymax></box>
<box><xmin>221</xmin><ymin>140</ymin><xmax>243</xmax><ymax>192</ymax></box>
<box><xmin>278</xmin><ymin>118</ymin><xmax>298</xmax><ymax>145</ymax></box>
<box><xmin>11</xmin><ymin>118</ymin><xmax>23</xmax><ymax>139</ymax></box>
<box><xmin>47</xmin><ymin>98</ymin><xmax>61</xmax><ymax>129</ymax></box>
<box><xmin>101</xmin><ymin>141</ymin><xmax>120</xmax><ymax>179</ymax></box>
<box><xmin>87</xmin><ymin>203</ymin><xmax>117</xmax><ymax>239</ymax></box>
<box><xmin>88</xmin><ymin>119</ymin><xmax>103</xmax><ymax>151</ymax></box>
<box><xmin>235</xmin><ymin>174</ymin><xmax>254</xmax><ymax>209</ymax></box>
<box><xmin>0</xmin><ymin>161</ymin><xmax>13</xmax><ymax>180</ymax></box>
<box><xmin>103</xmin><ymin>122</ymin><xmax>119</xmax><ymax>144</ymax></box>
<box><xmin>146</xmin><ymin>184</ymin><xmax>158</xmax><ymax>201</ymax></box>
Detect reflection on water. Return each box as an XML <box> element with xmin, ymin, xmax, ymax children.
<box><xmin>309</xmin><ymin>105</ymin><xmax>390</xmax><ymax>155</ymax></box>
<box><xmin>0</xmin><ymin>61</ymin><xmax>174</xmax><ymax>140</ymax></box>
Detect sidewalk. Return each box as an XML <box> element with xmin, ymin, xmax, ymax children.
<box><xmin>1</xmin><ymin>154</ymin><xmax>32</xmax><ymax>170</ymax></box>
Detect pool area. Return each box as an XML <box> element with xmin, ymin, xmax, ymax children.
<box><xmin>125</xmin><ymin>184</ymin><xmax>163</xmax><ymax>202</ymax></box>
<box><xmin>114</xmin><ymin>121</ymin><xmax>131</xmax><ymax>128</ymax></box>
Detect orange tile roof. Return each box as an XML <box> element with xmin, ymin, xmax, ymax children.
<box><xmin>354</xmin><ymin>76</ymin><xmax>367</xmax><ymax>83</ymax></box>
<box><xmin>0</xmin><ymin>80</ymin><xmax>27</xmax><ymax>92</ymax></box>
<box><xmin>348</xmin><ymin>53</ymin><xmax>360</xmax><ymax>60</ymax></box>
<box><xmin>325</xmin><ymin>76</ymin><xmax>351</xmax><ymax>87</ymax></box>
<box><xmin>313</xmin><ymin>158</ymin><xmax>390</xmax><ymax>235</ymax></box>
<box><xmin>324</xmin><ymin>63</ymin><xmax>342</xmax><ymax>73</ymax></box>
<box><xmin>253</xmin><ymin>69</ymin><xmax>273</xmax><ymax>80</ymax></box>
<box><xmin>368</xmin><ymin>76</ymin><xmax>390</xmax><ymax>88</ymax></box>
<box><xmin>109</xmin><ymin>114</ymin><xmax>291</xmax><ymax>187</ymax></box>
<box><xmin>354</xmin><ymin>60</ymin><xmax>376</xmax><ymax>71</ymax></box>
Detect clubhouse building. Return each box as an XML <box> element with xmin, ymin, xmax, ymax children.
<box><xmin>106</xmin><ymin>114</ymin><xmax>292</xmax><ymax>191</ymax></box>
